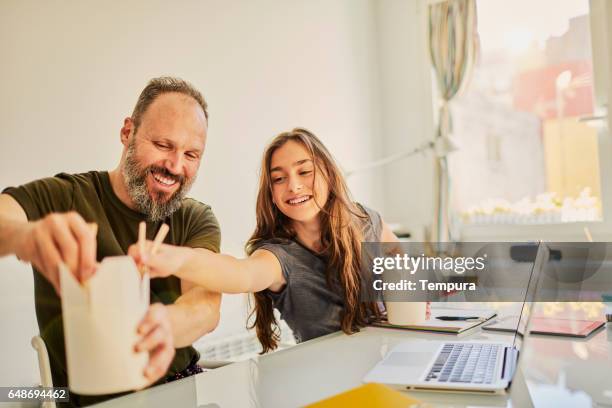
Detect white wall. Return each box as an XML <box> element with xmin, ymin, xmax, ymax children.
<box><xmin>0</xmin><ymin>0</ymin><xmax>390</xmax><ymax>386</ymax></box>
<box><xmin>375</xmin><ymin>0</ymin><xmax>436</xmax><ymax>239</ymax></box>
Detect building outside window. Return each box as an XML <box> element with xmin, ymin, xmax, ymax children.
<box><xmin>449</xmin><ymin>0</ymin><xmax>602</xmax><ymax>226</ymax></box>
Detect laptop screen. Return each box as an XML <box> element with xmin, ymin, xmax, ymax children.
<box><xmin>511</xmin><ymin>242</ymin><xmax>547</xmax><ymax>352</ymax></box>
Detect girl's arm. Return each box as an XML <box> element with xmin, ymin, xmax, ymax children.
<box><xmin>128</xmin><ymin>242</ymin><xmax>285</xmax><ymax>293</ymax></box>
<box><xmin>380</xmin><ymin>220</ymin><xmax>400</xmax><ymax>242</ymax></box>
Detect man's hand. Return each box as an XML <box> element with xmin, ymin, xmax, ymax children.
<box><xmin>135</xmin><ymin>303</ymin><xmax>175</xmax><ymax>384</ymax></box>
<box><xmin>14</xmin><ymin>211</ymin><xmax>97</xmax><ymax>294</ymax></box>
<box><xmin>128</xmin><ymin>241</ymin><xmax>191</xmax><ymax>279</ymax></box>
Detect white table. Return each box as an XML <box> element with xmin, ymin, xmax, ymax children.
<box><xmin>94</xmin><ymin>317</ymin><xmax>612</xmax><ymax>408</ymax></box>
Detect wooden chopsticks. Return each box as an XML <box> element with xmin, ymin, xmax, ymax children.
<box><xmin>137</xmin><ymin>222</ymin><xmax>169</xmax><ymax>276</ymax></box>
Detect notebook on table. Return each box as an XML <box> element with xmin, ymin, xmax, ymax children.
<box><xmin>305</xmin><ymin>383</ymin><xmax>420</xmax><ymax>408</ymax></box>
<box><xmin>372</xmin><ymin>307</ymin><xmax>497</xmax><ymax>334</ymax></box>
<box><xmin>483</xmin><ymin>315</ymin><xmax>605</xmax><ymax>338</ymax></box>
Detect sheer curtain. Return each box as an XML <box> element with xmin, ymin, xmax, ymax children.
<box><xmin>428</xmin><ymin>0</ymin><xmax>479</xmax><ymax>242</ymax></box>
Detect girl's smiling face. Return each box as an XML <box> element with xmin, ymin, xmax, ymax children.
<box><xmin>269</xmin><ymin>140</ymin><xmax>329</xmax><ymax>224</ymax></box>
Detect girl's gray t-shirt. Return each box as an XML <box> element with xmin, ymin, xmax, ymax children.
<box><xmin>255</xmin><ymin>205</ymin><xmax>382</xmax><ymax>343</ymax></box>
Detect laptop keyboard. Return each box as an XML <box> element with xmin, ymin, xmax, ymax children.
<box><xmin>425</xmin><ymin>343</ymin><xmax>501</xmax><ymax>384</ymax></box>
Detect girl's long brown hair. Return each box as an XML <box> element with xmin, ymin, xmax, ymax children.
<box><xmin>246</xmin><ymin>128</ymin><xmax>382</xmax><ymax>353</ymax></box>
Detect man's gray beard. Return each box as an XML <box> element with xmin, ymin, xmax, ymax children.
<box><xmin>122</xmin><ymin>140</ymin><xmax>196</xmax><ymax>222</ymax></box>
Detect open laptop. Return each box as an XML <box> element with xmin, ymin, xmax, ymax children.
<box><xmin>363</xmin><ymin>242</ymin><xmax>547</xmax><ymax>394</ymax></box>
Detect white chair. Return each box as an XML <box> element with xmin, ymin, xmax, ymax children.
<box><xmin>31</xmin><ymin>335</ymin><xmax>56</xmax><ymax>408</ymax></box>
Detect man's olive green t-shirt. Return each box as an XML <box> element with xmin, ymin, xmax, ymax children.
<box><xmin>3</xmin><ymin>171</ymin><xmax>220</xmax><ymax>407</ymax></box>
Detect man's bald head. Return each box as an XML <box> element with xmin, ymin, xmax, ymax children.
<box><xmin>131</xmin><ymin>77</ymin><xmax>208</xmax><ymax>135</ymax></box>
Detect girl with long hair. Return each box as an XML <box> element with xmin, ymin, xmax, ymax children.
<box><xmin>130</xmin><ymin>128</ymin><xmax>404</xmax><ymax>352</ymax></box>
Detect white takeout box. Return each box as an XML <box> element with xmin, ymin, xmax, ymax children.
<box><xmin>60</xmin><ymin>256</ymin><xmax>150</xmax><ymax>395</ymax></box>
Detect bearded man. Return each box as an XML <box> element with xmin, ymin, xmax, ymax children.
<box><xmin>0</xmin><ymin>77</ymin><xmax>221</xmax><ymax>407</ymax></box>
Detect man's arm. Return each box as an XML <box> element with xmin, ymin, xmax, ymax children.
<box><xmin>0</xmin><ymin>194</ymin><xmax>97</xmax><ymax>293</ymax></box>
<box><xmin>2</xmin><ymin>194</ymin><xmax>177</xmax><ymax>383</ymax></box>
<box><xmin>134</xmin><ymin>303</ymin><xmax>176</xmax><ymax>383</ymax></box>
<box><xmin>0</xmin><ymin>193</ymin><xmax>29</xmax><ymax>256</ymax></box>
<box><xmin>165</xmin><ymin>248</ymin><xmax>222</xmax><ymax>348</ymax></box>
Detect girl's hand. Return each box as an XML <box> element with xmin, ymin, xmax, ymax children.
<box><xmin>128</xmin><ymin>241</ymin><xmax>191</xmax><ymax>278</ymax></box>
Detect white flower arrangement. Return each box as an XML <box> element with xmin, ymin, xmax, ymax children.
<box><xmin>461</xmin><ymin>188</ymin><xmax>600</xmax><ymax>224</ymax></box>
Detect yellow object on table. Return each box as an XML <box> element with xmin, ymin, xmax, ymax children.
<box><xmin>305</xmin><ymin>383</ymin><xmax>421</xmax><ymax>408</ymax></box>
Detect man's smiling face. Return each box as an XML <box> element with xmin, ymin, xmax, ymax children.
<box><xmin>122</xmin><ymin>92</ymin><xmax>207</xmax><ymax>221</ymax></box>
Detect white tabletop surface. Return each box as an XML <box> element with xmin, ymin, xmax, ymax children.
<box><xmin>95</xmin><ymin>306</ymin><xmax>612</xmax><ymax>408</ymax></box>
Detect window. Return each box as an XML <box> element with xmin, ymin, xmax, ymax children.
<box><xmin>448</xmin><ymin>0</ymin><xmax>603</xmax><ymax>225</ymax></box>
